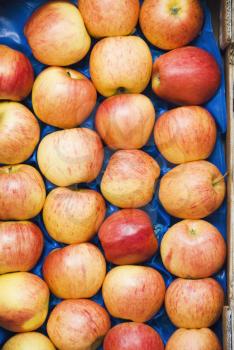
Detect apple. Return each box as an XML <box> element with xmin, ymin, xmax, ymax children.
<box><xmin>154</xmin><ymin>106</ymin><xmax>217</xmax><ymax>164</ymax></box>
<box><xmin>0</xmin><ymin>102</ymin><xmax>40</xmax><ymax>164</ymax></box>
<box><xmin>90</xmin><ymin>36</ymin><xmax>152</xmax><ymax>97</ymax></box>
<box><xmin>0</xmin><ymin>272</ymin><xmax>49</xmax><ymax>332</ymax></box>
<box><xmin>24</xmin><ymin>1</ymin><xmax>91</xmax><ymax>66</ymax></box>
<box><xmin>102</xmin><ymin>265</ymin><xmax>166</xmax><ymax>322</ymax></box>
<box><xmin>2</xmin><ymin>332</ymin><xmax>56</xmax><ymax>350</ymax></box>
<box><xmin>101</xmin><ymin>150</ymin><xmax>160</xmax><ymax>208</ymax></box>
<box><xmin>103</xmin><ymin>322</ymin><xmax>164</xmax><ymax>350</ymax></box>
<box><xmin>165</xmin><ymin>278</ymin><xmax>224</xmax><ymax>328</ymax></box>
<box><xmin>43</xmin><ymin>243</ymin><xmax>106</xmax><ymax>299</ymax></box>
<box><xmin>98</xmin><ymin>209</ymin><xmax>158</xmax><ymax>264</ymax></box>
<box><xmin>0</xmin><ymin>45</ymin><xmax>34</xmax><ymax>101</ymax></box>
<box><xmin>140</xmin><ymin>0</ymin><xmax>203</xmax><ymax>50</ymax></box>
<box><xmin>37</xmin><ymin>128</ymin><xmax>104</xmax><ymax>186</ymax></box>
<box><xmin>161</xmin><ymin>219</ymin><xmax>226</xmax><ymax>278</ymax></box>
<box><xmin>78</xmin><ymin>0</ymin><xmax>140</xmax><ymax>38</ymax></box>
<box><xmin>32</xmin><ymin>67</ymin><xmax>97</xmax><ymax>129</ymax></box>
<box><xmin>0</xmin><ymin>221</ymin><xmax>44</xmax><ymax>274</ymax></box>
<box><xmin>159</xmin><ymin>160</ymin><xmax>226</xmax><ymax>219</ymax></box>
<box><xmin>166</xmin><ymin>328</ymin><xmax>222</xmax><ymax>350</ymax></box>
<box><xmin>152</xmin><ymin>46</ymin><xmax>221</xmax><ymax>105</ymax></box>
<box><xmin>47</xmin><ymin>299</ymin><xmax>111</xmax><ymax>350</ymax></box>
<box><xmin>95</xmin><ymin>94</ymin><xmax>155</xmax><ymax>149</ymax></box>
<box><xmin>0</xmin><ymin>164</ymin><xmax>46</xmax><ymax>220</ymax></box>
<box><xmin>43</xmin><ymin>187</ymin><xmax>106</xmax><ymax>244</ymax></box>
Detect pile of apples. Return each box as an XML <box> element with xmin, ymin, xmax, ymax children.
<box><xmin>0</xmin><ymin>0</ymin><xmax>226</xmax><ymax>349</ymax></box>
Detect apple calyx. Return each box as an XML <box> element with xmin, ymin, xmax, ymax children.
<box><xmin>170</xmin><ymin>6</ymin><xmax>181</xmax><ymax>15</ymax></box>
<box><xmin>189</xmin><ymin>228</ymin><xmax>196</xmax><ymax>236</ymax></box>
<box><xmin>117</xmin><ymin>87</ymin><xmax>126</xmax><ymax>94</ymax></box>
<box><xmin>212</xmin><ymin>172</ymin><xmax>228</xmax><ymax>187</ymax></box>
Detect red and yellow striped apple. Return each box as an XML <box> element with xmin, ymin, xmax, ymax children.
<box><xmin>32</xmin><ymin>67</ymin><xmax>97</xmax><ymax>129</ymax></box>
<box><xmin>43</xmin><ymin>187</ymin><xmax>106</xmax><ymax>244</ymax></box>
<box><xmin>0</xmin><ymin>164</ymin><xmax>46</xmax><ymax>220</ymax></box>
<box><xmin>152</xmin><ymin>47</ymin><xmax>221</xmax><ymax>105</ymax></box>
<box><xmin>0</xmin><ymin>102</ymin><xmax>40</xmax><ymax>164</ymax></box>
<box><xmin>159</xmin><ymin>160</ymin><xmax>226</xmax><ymax>219</ymax></box>
<box><xmin>95</xmin><ymin>94</ymin><xmax>155</xmax><ymax>149</ymax></box>
<box><xmin>0</xmin><ymin>45</ymin><xmax>34</xmax><ymax>101</ymax></box>
<box><xmin>24</xmin><ymin>1</ymin><xmax>91</xmax><ymax>66</ymax></box>
<box><xmin>154</xmin><ymin>106</ymin><xmax>217</xmax><ymax>164</ymax></box>
<box><xmin>102</xmin><ymin>265</ymin><xmax>165</xmax><ymax>322</ymax></box>
<box><xmin>43</xmin><ymin>243</ymin><xmax>106</xmax><ymax>299</ymax></box>
<box><xmin>98</xmin><ymin>209</ymin><xmax>158</xmax><ymax>264</ymax></box>
<box><xmin>2</xmin><ymin>332</ymin><xmax>56</xmax><ymax>350</ymax></box>
<box><xmin>47</xmin><ymin>299</ymin><xmax>111</xmax><ymax>350</ymax></box>
<box><xmin>37</xmin><ymin>128</ymin><xmax>104</xmax><ymax>186</ymax></box>
<box><xmin>0</xmin><ymin>272</ymin><xmax>49</xmax><ymax>332</ymax></box>
<box><xmin>161</xmin><ymin>219</ymin><xmax>226</xmax><ymax>278</ymax></box>
<box><xmin>0</xmin><ymin>221</ymin><xmax>44</xmax><ymax>274</ymax></box>
<box><xmin>101</xmin><ymin>150</ymin><xmax>160</xmax><ymax>208</ymax></box>
<box><xmin>165</xmin><ymin>278</ymin><xmax>224</xmax><ymax>328</ymax></box>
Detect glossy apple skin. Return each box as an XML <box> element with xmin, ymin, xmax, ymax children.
<box><xmin>0</xmin><ymin>102</ymin><xmax>40</xmax><ymax>164</ymax></box>
<box><xmin>37</xmin><ymin>128</ymin><xmax>104</xmax><ymax>186</ymax></box>
<box><xmin>78</xmin><ymin>0</ymin><xmax>140</xmax><ymax>38</ymax></box>
<box><xmin>102</xmin><ymin>265</ymin><xmax>165</xmax><ymax>322</ymax></box>
<box><xmin>0</xmin><ymin>221</ymin><xmax>44</xmax><ymax>274</ymax></box>
<box><xmin>103</xmin><ymin>322</ymin><xmax>164</xmax><ymax>350</ymax></box>
<box><xmin>2</xmin><ymin>332</ymin><xmax>56</xmax><ymax>350</ymax></box>
<box><xmin>165</xmin><ymin>278</ymin><xmax>224</xmax><ymax>328</ymax></box>
<box><xmin>152</xmin><ymin>47</ymin><xmax>221</xmax><ymax>105</ymax></box>
<box><xmin>43</xmin><ymin>243</ymin><xmax>106</xmax><ymax>299</ymax></box>
<box><xmin>166</xmin><ymin>328</ymin><xmax>222</xmax><ymax>350</ymax></box>
<box><xmin>0</xmin><ymin>45</ymin><xmax>34</xmax><ymax>101</ymax></box>
<box><xmin>95</xmin><ymin>94</ymin><xmax>155</xmax><ymax>149</ymax></box>
<box><xmin>0</xmin><ymin>164</ymin><xmax>46</xmax><ymax>220</ymax></box>
<box><xmin>98</xmin><ymin>209</ymin><xmax>158</xmax><ymax>264</ymax></box>
<box><xmin>154</xmin><ymin>106</ymin><xmax>217</xmax><ymax>164</ymax></box>
<box><xmin>140</xmin><ymin>0</ymin><xmax>203</xmax><ymax>50</ymax></box>
<box><xmin>101</xmin><ymin>150</ymin><xmax>160</xmax><ymax>208</ymax></box>
<box><xmin>90</xmin><ymin>36</ymin><xmax>152</xmax><ymax>97</ymax></box>
<box><xmin>159</xmin><ymin>160</ymin><xmax>226</xmax><ymax>219</ymax></box>
<box><xmin>161</xmin><ymin>219</ymin><xmax>226</xmax><ymax>278</ymax></box>
<box><xmin>24</xmin><ymin>1</ymin><xmax>90</xmax><ymax>66</ymax></box>
<box><xmin>43</xmin><ymin>187</ymin><xmax>106</xmax><ymax>244</ymax></box>
<box><xmin>0</xmin><ymin>272</ymin><xmax>49</xmax><ymax>332</ymax></box>
<box><xmin>32</xmin><ymin>67</ymin><xmax>97</xmax><ymax>129</ymax></box>
<box><xmin>47</xmin><ymin>299</ymin><xmax>111</xmax><ymax>350</ymax></box>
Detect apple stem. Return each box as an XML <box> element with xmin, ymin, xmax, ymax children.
<box><xmin>66</xmin><ymin>71</ymin><xmax>71</xmax><ymax>78</ymax></box>
<box><xmin>213</xmin><ymin>172</ymin><xmax>228</xmax><ymax>186</ymax></box>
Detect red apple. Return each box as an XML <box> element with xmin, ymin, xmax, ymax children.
<box><xmin>166</xmin><ymin>328</ymin><xmax>222</xmax><ymax>350</ymax></box>
<box><xmin>165</xmin><ymin>278</ymin><xmax>224</xmax><ymax>328</ymax></box>
<box><xmin>0</xmin><ymin>272</ymin><xmax>49</xmax><ymax>332</ymax></box>
<box><xmin>43</xmin><ymin>187</ymin><xmax>106</xmax><ymax>244</ymax></box>
<box><xmin>102</xmin><ymin>265</ymin><xmax>165</xmax><ymax>322</ymax></box>
<box><xmin>101</xmin><ymin>150</ymin><xmax>160</xmax><ymax>208</ymax></box>
<box><xmin>32</xmin><ymin>67</ymin><xmax>97</xmax><ymax>129</ymax></box>
<box><xmin>24</xmin><ymin>1</ymin><xmax>91</xmax><ymax>66</ymax></box>
<box><xmin>0</xmin><ymin>221</ymin><xmax>44</xmax><ymax>274</ymax></box>
<box><xmin>152</xmin><ymin>46</ymin><xmax>221</xmax><ymax>105</ymax></box>
<box><xmin>140</xmin><ymin>0</ymin><xmax>203</xmax><ymax>50</ymax></box>
<box><xmin>98</xmin><ymin>209</ymin><xmax>158</xmax><ymax>264</ymax></box>
<box><xmin>95</xmin><ymin>94</ymin><xmax>155</xmax><ymax>149</ymax></box>
<box><xmin>154</xmin><ymin>106</ymin><xmax>217</xmax><ymax>164</ymax></box>
<box><xmin>0</xmin><ymin>102</ymin><xmax>40</xmax><ymax>164</ymax></box>
<box><xmin>0</xmin><ymin>45</ymin><xmax>34</xmax><ymax>101</ymax></box>
<box><xmin>47</xmin><ymin>299</ymin><xmax>111</xmax><ymax>350</ymax></box>
<box><xmin>37</xmin><ymin>128</ymin><xmax>104</xmax><ymax>186</ymax></box>
<box><xmin>2</xmin><ymin>332</ymin><xmax>56</xmax><ymax>350</ymax></box>
<box><xmin>78</xmin><ymin>0</ymin><xmax>140</xmax><ymax>38</ymax></box>
<box><xmin>104</xmin><ymin>322</ymin><xmax>164</xmax><ymax>350</ymax></box>
<box><xmin>0</xmin><ymin>164</ymin><xmax>46</xmax><ymax>220</ymax></box>
<box><xmin>161</xmin><ymin>219</ymin><xmax>226</xmax><ymax>278</ymax></box>
<box><xmin>43</xmin><ymin>243</ymin><xmax>106</xmax><ymax>299</ymax></box>
<box><xmin>159</xmin><ymin>160</ymin><xmax>226</xmax><ymax>219</ymax></box>
<box><xmin>90</xmin><ymin>36</ymin><xmax>152</xmax><ymax>97</ymax></box>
